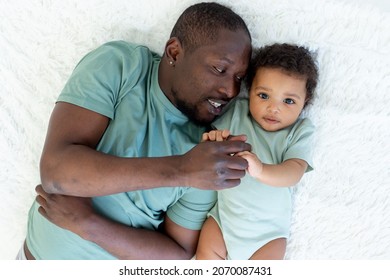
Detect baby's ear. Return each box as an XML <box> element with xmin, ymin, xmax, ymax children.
<box><xmin>303</xmin><ymin>95</ymin><xmax>311</xmax><ymax>108</ymax></box>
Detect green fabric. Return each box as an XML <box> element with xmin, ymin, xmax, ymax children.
<box><xmin>26</xmin><ymin>41</ymin><xmax>216</xmax><ymax>259</ymax></box>
<box><xmin>210</xmin><ymin>98</ymin><xmax>314</xmax><ymax>259</ymax></box>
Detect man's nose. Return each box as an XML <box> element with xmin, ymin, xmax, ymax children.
<box><xmin>218</xmin><ymin>78</ymin><xmax>240</xmax><ymax>99</ymax></box>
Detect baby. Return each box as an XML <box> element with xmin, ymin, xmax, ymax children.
<box><xmin>196</xmin><ymin>43</ymin><xmax>319</xmax><ymax>260</ymax></box>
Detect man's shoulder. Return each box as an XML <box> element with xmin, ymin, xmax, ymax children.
<box><xmin>99</xmin><ymin>41</ymin><xmax>152</xmax><ymax>56</ymax></box>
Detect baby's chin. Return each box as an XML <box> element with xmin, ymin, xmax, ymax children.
<box><xmin>260</xmin><ymin>122</ymin><xmax>291</xmax><ymax>132</ymax></box>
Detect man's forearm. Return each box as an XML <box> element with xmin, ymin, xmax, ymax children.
<box><xmin>79</xmin><ymin>214</ymin><xmax>192</xmax><ymax>260</ymax></box>
<box><xmin>41</xmin><ymin>139</ymin><xmax>252</xmax><ymax>197</ymax></box>
<box><xmin>40</xmin><ymin>144</ymin><xmax>185</xmax><ymax>197</ymax></box>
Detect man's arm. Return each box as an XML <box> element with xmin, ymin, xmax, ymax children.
<box><xmin>40</xmin><ymin>102</ymin><xmax>251</xmax><ymax>196</ymax></box>
<box><xmin>35</xmin><ymin>185</ymin><xmax>197</xmax><ymax>259</ymax></box>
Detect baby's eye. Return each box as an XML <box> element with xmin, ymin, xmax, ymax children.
<box><xmin>284</xmin><ymin>98</ymin><xmax>295</xmax><ymax>104</ymax></box>
<box><xmin>258</xmin><ymin>93</ymin><xmax>269</xmax><ymax>99</ymax></box>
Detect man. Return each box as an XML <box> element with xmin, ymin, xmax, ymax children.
<box><xmin>22</xmin><ymin>2</ymin><xmax>252</xmax><ymax>259</ymax></box>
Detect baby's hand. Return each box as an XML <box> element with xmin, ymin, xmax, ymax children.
<box><xmin>236</xmin><ymin>151</ymin><xmax>263</xmax><ymax>178</ymax></box>
<box><xmin>202</xmin><ymin>129</ymin><xmax>230</xmax><ymax>142</ymax></box>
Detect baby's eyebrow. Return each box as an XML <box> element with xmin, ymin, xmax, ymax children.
<box><xmin>285</xmin><ymin>93</ymin><xmax>302</xmax><ymax>100</ymax></box>
<box><xmin>253</xmin><ymin>85</ymin><xmax>272</xmax><ymax>92</ymax></box>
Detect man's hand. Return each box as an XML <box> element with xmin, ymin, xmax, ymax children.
<box><xmin>35</xmin><ymin>184</ymin><xmax>199</xmax><ymax>259</ymax></box>
<box><xmin>35</xmin><ymin>184</ymin><xmax>93</xmax><ymax>236</ymax></box>
<box><xmin>180</xmin><ymin>139</ymin><xmax>251</xmax><ymax>190</ymax></box>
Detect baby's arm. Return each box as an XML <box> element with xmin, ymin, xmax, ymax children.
<box><xmin>236</xmin><ymin>151</ymin><xmax>307</xmax><ymax>187</ymax></box>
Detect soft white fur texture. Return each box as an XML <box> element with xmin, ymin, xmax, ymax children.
<box><xmin>1</xmin><ymin>0</ymin><xmax>389</xmax><ymax>260</ymax></box>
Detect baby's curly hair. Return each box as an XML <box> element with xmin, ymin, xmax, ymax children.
<box><xmin>246</xmin><ymin>43</ymin><xmax>318</xmax><ymax>106</ymax></box>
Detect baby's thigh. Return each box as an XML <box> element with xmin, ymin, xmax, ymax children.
<box><xmin>196</xmin><ymin>217</ymin><xmax>227</xmax><ymax>260</ymax></box>
<box><xmin>249</xmin><ymin>238</ymin><xmax>287</xmax><ymax>260</ymax></box>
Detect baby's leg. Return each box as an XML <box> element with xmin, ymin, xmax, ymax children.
<box><xmin>195</xmin><ymin>217</ymin><xmax>227</xmax><ymax>260</ymax></box>
<box><xmin>249</xmin><ymin>238</ymin><xmax>286</xmax><ymax>260</ymax></box>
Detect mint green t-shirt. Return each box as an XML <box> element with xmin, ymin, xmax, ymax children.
<box><xmin>26</xmin><ymin>41</ymin><xmax>216</xmax><ymax>259</ymax></box>
<box><xmin>210</xmin><ymin>98</ymin><xmax>314</xmax><ymax>259</ymax></box>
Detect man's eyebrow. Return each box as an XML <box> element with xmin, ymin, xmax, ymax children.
<box><xmin>220</xmin><ymin>56</ymin><xmax>234</xmax><ymax>64</ymax></box>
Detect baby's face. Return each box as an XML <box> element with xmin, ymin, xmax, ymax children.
<box><xmin>249</xmin><ymin>67</ymin><xmax>307</xmax><ymax>132</ymax></box>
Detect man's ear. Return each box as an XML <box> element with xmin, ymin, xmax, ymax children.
<box><xmin>165</xmin><ymin>37</ymin><xmax>182</xmax><ymax>65</ymax></box>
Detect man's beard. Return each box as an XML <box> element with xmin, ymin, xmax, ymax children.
<box><xmin>175</xmin><ymin>97</ymin><xmax>211</xmax><ymax>126</ymax></box>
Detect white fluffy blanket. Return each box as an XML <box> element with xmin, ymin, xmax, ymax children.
<box><xmin>1</xmin><ymin>0</ymin><xmax>389</xmax><ymax>260</ymax></box>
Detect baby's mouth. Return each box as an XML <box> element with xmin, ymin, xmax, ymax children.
<box><xmin>264</xmin><ymin>116</ymin><xmax>280</xmax><ymax>123</ymax></box>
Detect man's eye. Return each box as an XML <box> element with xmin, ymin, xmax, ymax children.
<box><xmin>214</xmin><ymin>67</ymin><xmax>224</xmax><ymax>73</ymax></box>
<box><xmin>284</xmin><ymin>98</ymin><xmax>295</xmax><ymax>104</ymax></box>
<box><xmin>258</xmin><ymin>93</ymin><xmax>268</xmax><ymax>99</ymax></box>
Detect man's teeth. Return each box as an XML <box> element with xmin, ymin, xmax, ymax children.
<box><xmin>209</xmin><ymin>100</ymin><xmax>222</xmax><ymax>108</ymax></box>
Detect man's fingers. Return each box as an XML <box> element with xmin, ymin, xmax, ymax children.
<box><xmin>37</xmin><ymin>206</ymin><xmax>50</xmax><ymax>221</ymax></box>
<box><xmin>225</xmin><ymin>155</ymin><xmax>249</xmax><ymax>171</ymax></box>
<box><xmin>35</xmin><ymin>184</ymin><xmax>47</xmax><ymax>198</ymax></box>
<box><xmin>235</xmin><ymin>151</ymin><xmax>251</xmax><ymax>157</ymax></box>
<box><xmin>37</xmin><ymin>205</ymin><xmax>46</xmax><ymax>216</ymax></box>
<box><xmin>217</xmin><ymin>140</ymin><xmax>251</xmax><ymax>156</ymax></box>
<box><xmin>35</xmin><ymin>194</ymin><xmax>45</xmax><ymax>205</ymax></box>
<box><xmin>218</xmin><ymin>179</ymin><xmax>242</xmax><ymax>189</ymax></box>
<box><xmin>227</xmin><ymin>134</ymin><xmax>247</xmax><ymax>142</ymax></box>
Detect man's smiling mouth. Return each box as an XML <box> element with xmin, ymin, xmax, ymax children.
<box><xmin>208</xmin><ymin>99</ymin><xmax>222</xmax><ymax>108</ymax></box>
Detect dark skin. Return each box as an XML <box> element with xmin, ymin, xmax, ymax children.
<box><xmin>29</xmin><ymin>28</ymin><xmax>252</xmax><ymax>260</ymax></box>
<box><xmin>162</xmin><ymin>30</ymin><xmax>250</xmax><ymax>125</ymax></box>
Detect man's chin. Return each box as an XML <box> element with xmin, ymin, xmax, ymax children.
<box><xmin>177</xmin><ymin>104</ymin><xmax>215</xmax><ymax>126</ymax></box>
<box><xmin>192</xmin><ymin>117</ymin><xmax>214</xmax><ymax>126</ymax></box>
<box><xmin>190</xmin><ymin>113</ymin><xmax>216</xmax><ymax>126</ymax></box>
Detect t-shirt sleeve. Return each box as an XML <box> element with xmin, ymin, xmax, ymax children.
<box><xmin>166</xmin><ymin>189</ymin><xmax>217</xmax><ymax>230</ymax></box>
<box><xmin>57</xmin><ymin>41</ymin><xmax>144</xmax><ymax>119</ymax></box>
<box><xmin>284</xmin><ymin>118</ymin><xmax>315</xmax><ymax>172</ymax></box>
